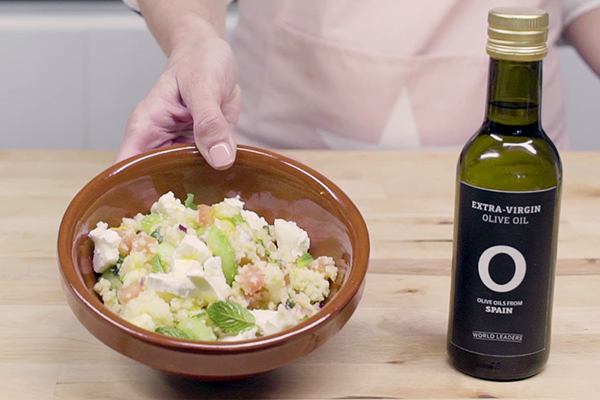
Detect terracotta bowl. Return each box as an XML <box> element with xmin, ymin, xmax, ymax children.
<box><xmin>57</xmin><ymin>144</ymin><xmax>370</xmax><ymax>380</ymax></box>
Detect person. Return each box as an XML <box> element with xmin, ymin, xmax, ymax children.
<box><xmin>118</xmin><ymin>0</ymin><xmax>600</xmax><ymax>170</ymax></box>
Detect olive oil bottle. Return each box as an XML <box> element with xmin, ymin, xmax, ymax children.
<box><xmin>447</xmin><ymin>7</ymin><xmax>562</xmax><ymax>381</ymax></box>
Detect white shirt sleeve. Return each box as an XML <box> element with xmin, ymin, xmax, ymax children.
<box><xmin>562</xmin><ymin>0</ymin><xmax>600</xmax><ymax>26</ymax></box>
<box><xmin>123</xmin><ymin>0</ymin><xmax>141</xmax><ymax>13</ymax></box>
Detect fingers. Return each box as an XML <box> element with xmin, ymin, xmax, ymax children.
<box><xmin>116</xmin><ymin>103</ymin><xmax>155</xmax><ymax>163</ymax></box>
<box><xmin>197</xmin><ymin>83</ymin><xmax>241</xmax><ymax>169</ymax></box>
<box><xmin>182</xmin><ymin>76</ymin><xmax>240</xmax><ymax>170</ymax></box>
<box><xmin>116</xmin><ymin>78</ymin><xmax>193</xmax><ymax>163</ymax></box>
<box><xmin>190</xmin><ymin>103</ymin><xmax>237</xmax><ymax>170</ymax></box>
<box><xmin>116</xmin><ymin>37</ymin><xmax>240</xmax><ymax>170</ymax></box>
<box><xmin>117</xmin><ymin>84</ymin><xmax>238</xmax><ymax>170</ymax></box>
<box><xmin>222</xmin><ymin>84</ymin><xmax>242</xmax><ymax>128</ymax></box>
<box><xmin>174</xmin><ymin>38</ymin><xmax>240</xmax><ymax>170</ymax></box>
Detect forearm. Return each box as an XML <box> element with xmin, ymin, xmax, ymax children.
<box><xmin>564</xmin><ymin>7</ymin><xmax>600</xmax><ymax>78</ymax></box>
<box><xmin>138</xmin><ymin>0</ymin><xmax>232</xmax><ymax>56</ymax></box>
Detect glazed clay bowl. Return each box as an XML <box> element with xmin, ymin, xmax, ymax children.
<box><xmin>57</xmin><ymin>144</ymin><xmax>370</xmax><ymax>380</ymax></box>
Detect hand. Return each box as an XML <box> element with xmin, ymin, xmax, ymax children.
<box><xmin>564</xmin><ymin>8</ymin><xmax>600</xmax><ymax>78</ymax></box>
<box><xmin>116</xmin><ymin>36</ymin><xmax>241</xmax><ymax>170</ymax></box>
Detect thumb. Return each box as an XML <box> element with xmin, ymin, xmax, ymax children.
<box><xmin>189</xmin><ymin>100</ymin><xmax>237</xmax><ymax>171</ymax></box>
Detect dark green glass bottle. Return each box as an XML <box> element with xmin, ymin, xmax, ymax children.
<box><xmin>447</xmin><ymin>7</ymin><xmax>562</xmax><ymax>381</ymax></box>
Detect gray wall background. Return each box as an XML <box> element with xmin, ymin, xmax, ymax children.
<box><xmin>1</xmin><ymin>1</ymin><xmax>598</xmax><ymax>150</ymax></box>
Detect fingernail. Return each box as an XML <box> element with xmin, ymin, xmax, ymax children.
<box><xmin>209</xmin><ymin>142</ymin><xmax>234</xmax><ymax>168</ymax></box>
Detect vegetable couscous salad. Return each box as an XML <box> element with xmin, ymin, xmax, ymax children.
<box><xmin>90</xmin><ymin>192</ymin><xmax>337</xmax><ymax>341</ymax></box>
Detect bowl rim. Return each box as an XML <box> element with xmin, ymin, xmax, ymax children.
<box><xmin>57</xmin><ymin>144</ymin><xmax>370</xmax><ymax>354</ymax></box>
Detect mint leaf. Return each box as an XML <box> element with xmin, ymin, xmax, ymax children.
<box><xmin>297</xmin><ymin>252</ymin><xmax>314</xmax><ymax>268</ymax></box>
<box><xmin>257</xmin><ymin>239</ymin><xmax>271</xmax><ymax>258</ymax></box>
<box><xmin>207</xmin><ymin>301</ymin><xmax>255</xmax><ymax>334</ymax></box>
<box><xmin>193</xmin><ymin>312</ymin><xmax>208</xmax><ymax>320</ymax></box>
<box><xmin>184</xmin><ymin>193</ymin><xmax>198</xmax><ymax>210</ymax></box>
<box><xmin>285</xmin><ymin>298</ymin><xmax>295</xmax><ymax>309</ymax></box>
<box><xmin>155</xmin><ymin>327</ymin><xmax>190</xmax><ymax>340</ymax></box>
<box><xmin>150</xmin><ymin>228</ymin><xmax>164</xmax><ymax>243</ymax></box>
<box><xmin>151</xmin><ymin>255</ymin><xmax>164</xmax><ymax>273</ymax></box>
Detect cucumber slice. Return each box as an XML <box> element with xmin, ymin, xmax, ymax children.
<box><xmin>206</xmin><ymin>226</ymin><xmax>237</xmax><ymax>286</ymax></box>
<box><xmin>214</xmin><ymin>219</ymin><xmax>235</xmax><ymax>235</ymax></box>
<box><xmin>155</xmin><ymin>242</ymin><xmax>176</xmax><ymax>269</ymax></box>
<box><xmin>194</xmin><ymin>312</ymin><xmax>208</xmax><ymax>321</ymax></box>
<box><xmin>223</xmin><ymin>213</ymin><xmax>244</xmax><ymax>225</ymax></box>
<box><xmin>100</xmin><ymin>267</ymin><xmax>123</xmax><ymax>290</ymax></box>
<box><xmin>176</xmin><ymin>317</ymin><xmax>217</xmax><ymax>341</ymax></box>
<box><xmin>141</xmin><ymin>213</ymin><xmax>164</xmax><ymax>234</ymax></box>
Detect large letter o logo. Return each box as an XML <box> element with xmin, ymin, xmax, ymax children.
<box><xmin>478</xmin><ymin>245</ymin><xmax>526</xmax><ymax>293</ymax></box>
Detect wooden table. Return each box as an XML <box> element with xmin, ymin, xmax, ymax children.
<box><xmin>2</xmin><ymin>150</ymin><xmax>599</xmax><ymax>399</ymax></box>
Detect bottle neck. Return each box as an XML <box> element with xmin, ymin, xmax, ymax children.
<box><xmin>485</xmin><ymin>57</ymin><xmax>543</xmax><ymax>134</ymax></box>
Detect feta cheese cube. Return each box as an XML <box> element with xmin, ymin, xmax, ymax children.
<box><xmin>223</xmin><ymin>196</ymin><xmax>245</xmax><ymax>209</ymax></box>
<box><xmin>173</xmin><ymin>234</ymin><xmax>210</xmax><ymax>263</ymax></box>
<box><xmin>186</xmin><ymin>257</ymin><xmax>231</xmax><ymax>303</ymax></box>
<box><xmin>150</xmin><ymin>191</ymin><xmax>185</xmax><ymax>215</ymax></box>
<box><xmin>273</xmin><ymin>219</ymin><xmax>310</xmax><ymax>261</ymax></box>
<box><xmin>251</xmin><ymin>304</ymin><xmax>299</xmax><ymax>337</ymax></box>
<box><xmin>241</xmin><ymin>210</ymin><xmax>268</xmax><ymax>231</ymax></box>
<box><xmin>89</xmin><ymin>221</ymin><xmax>122</xmax><ymax>273</ymax></box>
<box><xmin>145</xmin><ymin>273</ymin><xmax>199</xmax><ymax>298</ymax></box>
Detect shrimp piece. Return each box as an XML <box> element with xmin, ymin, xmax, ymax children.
<box><xmin>197</xmin><ymin>204</ymin><xmax>214</xmax><ymax>227</ymax></box>
<box><xmin>117</xmin><ymin>228</ymin><xmax>136</xmax><ymax>256</ymax></box>
<box><xmin>118</xmin><ymin>280</ymin><xmax>143</xmax><ymax>303</ymax></box>
<box><xmin>238</xmin><ymin>264</ymin><xmax>265</xmax><ymax>296</ymax></box>
<box><xmin>312</xmin><ymin>257</ymin><xmax>330</xmax><ymax>273</ymax></box>
<box><xmin>310</xmin><ymin>256</ymin><xmax>337</xmax><ymax>281</ymax></box>
<box><xmin>131</xmin><ymin>232</ymin><xmax>158</xmax><ymax>257</ymax></box>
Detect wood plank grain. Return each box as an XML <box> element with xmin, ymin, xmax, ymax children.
<box><xmin>1</xmin><ymin>150</ymin><xmax>600</xmax><ymax>399</ymax></box>
<box><xmin>0</xmin><ymin>364</ymin><xmax>59</xmax><ymax>400</ymax></box>
<box><xmin>51</xmin><ymin>356</ymin><xmax>600</xmax><ymax>400</ymax></box>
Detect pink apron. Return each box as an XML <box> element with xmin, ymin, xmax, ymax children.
<box><xmin>230</xmin><ymin>0</ymin><xmax>568</xmax><ymax>150</ymax></box>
